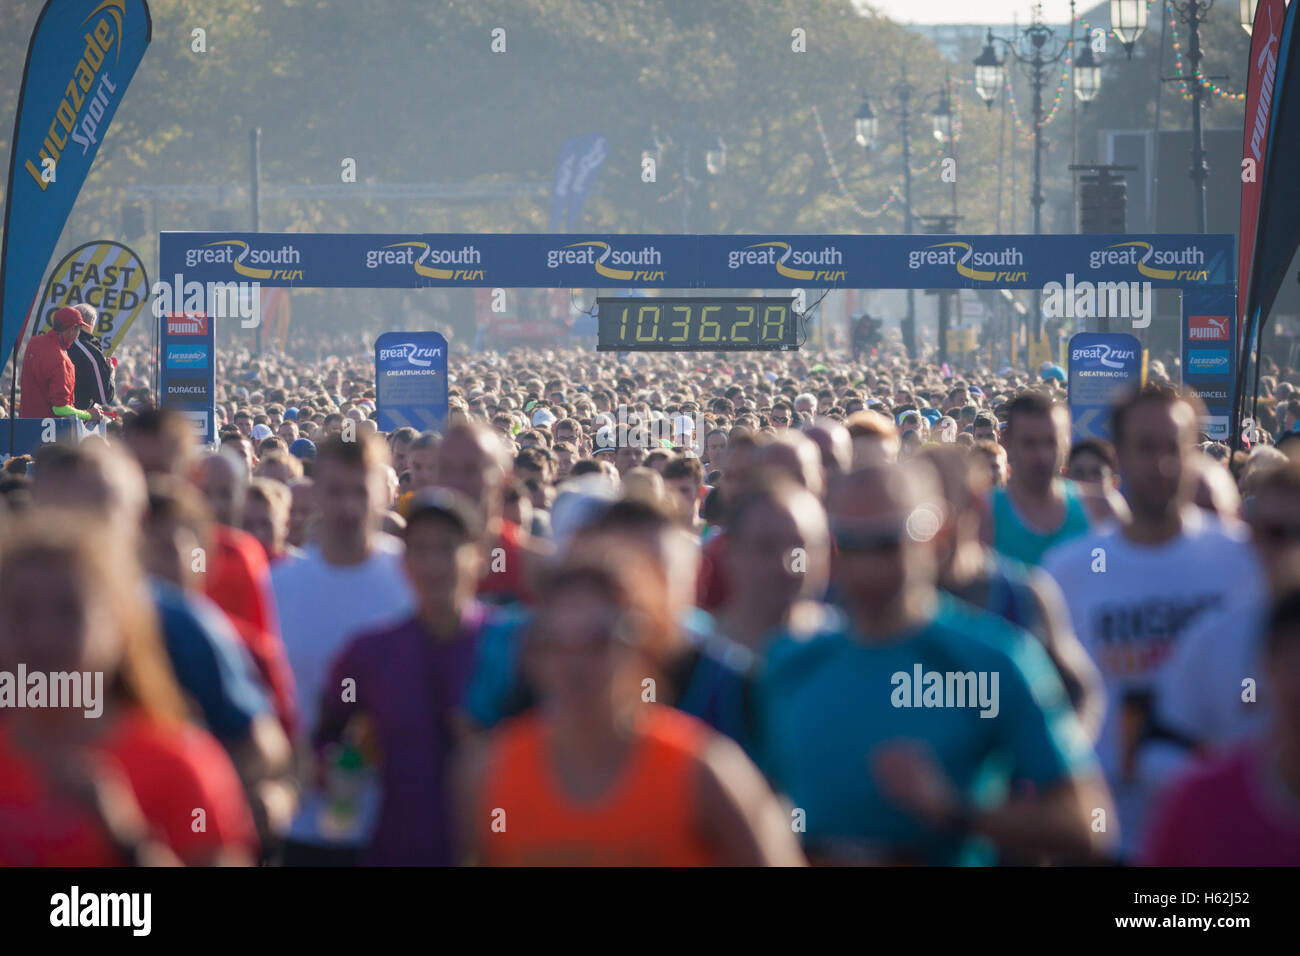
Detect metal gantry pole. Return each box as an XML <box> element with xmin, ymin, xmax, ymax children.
<box><xmin>251</xmin><ymin>127</ymin><xmax>263</xmax><ymax>355</ymax></box>
<box><xmin>1187</xmin><ymin>1</ymin><xmax>1210</xmax><ymax>233</ymax></box>
<box><xmin>900</xmin><ymin>84</ymin><xmax>917</xmax><ymax>360</ymax></box>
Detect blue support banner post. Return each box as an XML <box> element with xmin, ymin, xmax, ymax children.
<box><xmin>1182</xmin><ymin>285</ymin><xmax>1238</xmax><ymax>442</ymax></box>
<box><xmin>158</xmin><ymin>312</ymin><xmax>215</xmax><ymax>444</ymax></box>
<box><xmin>1066</xmin><ymin>333</ymin><xmax>1145</xmax><ymax>442</ymax></box>
<box><xmin>375</xmin><ymin>331</ymin><xmax>448</xmax><ymax>434</ymax></box>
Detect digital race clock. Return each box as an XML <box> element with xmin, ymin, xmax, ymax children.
<box><xmin>596</xmin><ymin>296</ymin><xmax>799</xmax><ymax>352</ymax></box>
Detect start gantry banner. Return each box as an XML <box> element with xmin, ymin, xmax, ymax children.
<box><xmin>159</xmin><ymin>233</ymin><xmax>1236</xmax><ymax>291</ymax></box>
<box><xmin>0</xmin><ymin>0</ymin><xmax>153</xmax><ymax>378</ymax></box>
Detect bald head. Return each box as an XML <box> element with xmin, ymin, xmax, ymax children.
<box><xmin>756</xmin><ymin>431</ymin><xmax>826</xmax><ymax>499</ymax></box>
<box><xmin>827</xmin><ymin>461</ymin><xmax>942</xmax><ymax>526</ymax></box>
<box><xmin>805</xmin><ymin>421</ymin><xmax>853</xmax><ymax>480</ymax></box>
<box><xmin>438</xmin><ymin>423</ymin><xmax>511</xmax><ymax>505</ymax></box>
<box><xmin>192</xmin><ymin>451</ymin><xmax>248</xmax><ymax>526</ymax></box>
<box><xmin>32</xmin><ymin>441</ymin><xmax>147</xmax><ymax>530</ymax></box>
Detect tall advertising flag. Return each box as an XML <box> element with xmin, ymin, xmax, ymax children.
<box><xmin>1235</xmin><ymin>0</ymin><xmax>1300</xmax><ymax>445</ymax></box>
<box><xmin>566</xmin><ymin>133</ymin><xmax>609</xmax><ymax>231</ymax></box>
<box><xmin>0</xmin><ymin>0</ymin><xmax>153</xmax><ymax>386</ymax></box>
<box><xmin>1237</xmin><ymin>0</ymin><xmax>1286</xmax><ymax>343</ymax></box>
<box><xmin>549</xmin><ymin>137</ymin><xmax>580</xmax><ymax>232</ymax></box>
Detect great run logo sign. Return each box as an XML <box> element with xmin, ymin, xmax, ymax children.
<box><xmin>906</xmin><ymin>241</ymin><xmax>1027</xmax><ymax>284</ymax></box>
<box><xmin>182</xmin><ymin>239</ymin><xmax>303</xmax><ymax>281</ymax></box>
<box><xmin>1088</xmin><ymin>241</ymin><xmax>1209</xmax><ymax>283</ymax></box>
<box><xmin>546</xmin><ymin>240</ymin><xmax>665</xmax><ymax>282</ymax></box>
<box><xmin>727</xmin><ymin>241</ymin><xmax>846</xmax><ymax>283</ymax></box>
<box><xmin>366</xmin><ymin>241</ymin><xmax>484</xmax><ymax>281</ymax></box>
<box><xmin>377</xmin><ymin>341</ymin><xmax>443</xmax><ymax>369</ymax></box>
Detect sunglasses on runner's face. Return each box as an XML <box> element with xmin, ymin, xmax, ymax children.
<box><xmin>771</xmin><ymin>414</ymin><xmax>790</xmax><ymax>425</ymax></box>
<box><xmin>829</xmin><ymin>518</ymin><xmax>907</xmax><ymax>553</ymax></box>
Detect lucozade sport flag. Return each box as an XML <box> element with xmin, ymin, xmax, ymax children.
<box><xmin>0</xmin><ymin>0</ymin><xmax>152</xmax><ymax>380</ymax></box>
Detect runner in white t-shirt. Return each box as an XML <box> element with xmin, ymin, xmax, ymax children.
<box><xmin>1156</xmin><ymin>459</ymin><xmax>1300</xmax><ymax>752</ymax></box>
<box><xmin>1042</xmin><ymin>388</ymin><xmax>1265</xmax><ymax>857</ymax></box>
<box><xmin>271</xmin><ymin>433</ymin><xmax>417</xmax><ymax>864</ymax></box>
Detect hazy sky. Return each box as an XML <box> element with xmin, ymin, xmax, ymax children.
<box><xmin>855</xmin><ymin>0</ymin><xmax>1079</xmax><ymax>25</ymax></box>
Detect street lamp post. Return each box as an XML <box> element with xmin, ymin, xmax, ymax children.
<box><xmin>1110</xmin><ymin>0</ymin><xmax>1151</xmax><ymax>58</ymax></box>
<box><xmin>642</xmin><ymin>122</ymin><xmax>724</xmax><ymax>234</ymax></box>
<box><xmin>1241</xmin><ymin>0</ymin><xmax>1259</xmax><ymax>33</ymax></box>
<box><xmin>974</xmin><ymin>23</ymin><xmax>1075</xmax><ymax>237</ymax></box>
<box><xmin>975</xmin><ymin>17</ymin><xmax>1101</xmax><ymax>336</ymax></box>
<box><xmin>932</xmin><ymin>76</ymin><xmax>959</xmax><ymax>216</ymax></box>
<box><xmin>1168</xmin><ymin>0</ymin><xmax>1219</xmax><ymax>234</ymax></box>
<box><xmin>855</xmin><ymin>78</ymin><xmax>952</xmax><ymax>360</ymax></box>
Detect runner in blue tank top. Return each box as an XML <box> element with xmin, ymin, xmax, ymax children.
<box><xmin>989</xmin><ymin>393</ymin><xmax>1091</xmax><ymax>566</ymax></box>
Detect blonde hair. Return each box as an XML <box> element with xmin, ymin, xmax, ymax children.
<box><xmin>0</xmin><ymin>509</ymin><xmax>189</xmax><ymax>723</ymax></box>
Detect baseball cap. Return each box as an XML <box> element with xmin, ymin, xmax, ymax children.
<box><xmin>1041</xmin><ymin>364</ymin><xmax>1066</xmax><ymax>382</ymax></box>
<box><xmin>289</xmin><ymin>438</ymin><xmax>317</xmax><ymax>460</ymax></box>
<box><xmin>532</xmin><ymin>408</ymin><xmax>557</xmax><ymax>427</ymax></box>
<box><xmin>404</xmin><ymin>487</ymin><xmax>485</xmax><ymax>541</ymax></box>
<box><xmin>284</xmin><ymin>407</ymin><xmax>299</xmax><ymax>420</ymax></box>
<box><xmin>51</xmin><ymin>306</ymin><xmax>93</xmax><ymax>333</ymax></box>
<box><xmin>251</xmin><ymin>424</ymin><xmax>273</xmax><ymax>441</ymax></box>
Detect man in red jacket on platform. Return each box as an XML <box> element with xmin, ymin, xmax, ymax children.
<box><xmin>18</xmin><ymin>307</ymin><xmax>105</xmax><ymax>422</ymax></box>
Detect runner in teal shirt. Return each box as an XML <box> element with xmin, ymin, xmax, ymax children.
<box><xmin>752</xmin><ymin>464</ymin><xmax>1110</xmax><ymax>865</ymax></box>
<box><xmin>991</xmin><ymin>478</ymin><xmax>1091</xmax><ymax>566</ymax></box>
<box><xmin>754</xmin><ymin>591</ymin><xmax>1096</xmax><ymax>865</ymax></box>
<box><xmin>990</xmin><ymin>393</ymin><xmax>1092</xmax><ymax>566</ymax></box>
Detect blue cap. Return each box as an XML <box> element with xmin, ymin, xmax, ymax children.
<box><xmin>1041</xmin><ymin>364</ymin><xmax>1066</xmax><ymax>382</ymax></box>
<box><xmin>284</xmin><ymin>407</ymin><xmax>299</xmax><ymax>420</ymax></box>
<box><xmin>289</xmin><ymin>437</ymin><xmax>316</xmax><ymax>460</ymax></box>
<box><xmin>921</xmin><ymin>408</ymin><xmax>942</xmax><ymax>425</ymax></box>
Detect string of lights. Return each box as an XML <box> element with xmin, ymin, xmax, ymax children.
<box><xmin>1165</xmin><ymin>0</ymin><xmax>1246</xmax><ymax>100</ymax></box>
<box><xmin>810</xmin><ymin>104</ymin><xmax>953</xmax><ymax>220</ymax></box>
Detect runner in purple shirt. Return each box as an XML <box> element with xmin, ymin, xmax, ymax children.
<box><xmin>315</xmin><ymin>488</ymin><xmax>490</xmax><ymax>866</ymax></box>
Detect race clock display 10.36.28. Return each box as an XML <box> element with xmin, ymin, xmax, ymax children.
<box><xmin>596</xmin><ymin>296</ymin><xmax>798</xmax><ymax>351</ymax></box>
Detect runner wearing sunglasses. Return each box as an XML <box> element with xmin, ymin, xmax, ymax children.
<box><xmin>752</xmin><ymin>463</ymin><xmax>1110</xmax><ymax>865</ymax></box>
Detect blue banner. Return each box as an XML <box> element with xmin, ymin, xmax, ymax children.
<box><xmin>1184</xmin><ymin>285</ymin><xmax>1238</xmax><ymax>441</ymax></box>
<box><xmin>158</xmin><ymin>311</ymin><xmax>214</xmax><ymax>444</ymax></box>
<box><xmin>549</xmin><ymin>137</ymin><xmax>580</xmax><ymax>232</ymax></box>
<box><xmin>1</xmin><ymin>0</ymin><xmax>153</xmax><ymax>380</ymax></box>
<box><xmin>375</xmin><ymin>331</ymin><xmax>448</xmax><ymax>433</ymax></box>
<box><xmin>1066</xmin><ymin>333</ymin><xmax>1145</xmax><ymax>441</ymax></box>
<box><xmin>566</xmin><ymin>133</ymin><xmax>609</xmax><ymax>231</ymax></box>
<box><xmin>159</xmin><ymin>233</ymin><xmax>1235</xmax><ymax>291</ymax></box>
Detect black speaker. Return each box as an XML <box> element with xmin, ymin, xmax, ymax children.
<box><xmin>1079</xmin><ymin>175</ymin><xmax>1127</xmax><ymax>234</ymax></box>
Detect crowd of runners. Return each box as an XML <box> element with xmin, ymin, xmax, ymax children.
<box><xmin>2</xmin><ymin>330</ymin><xmax>1300</xmax><ymax>866</ymax></box>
